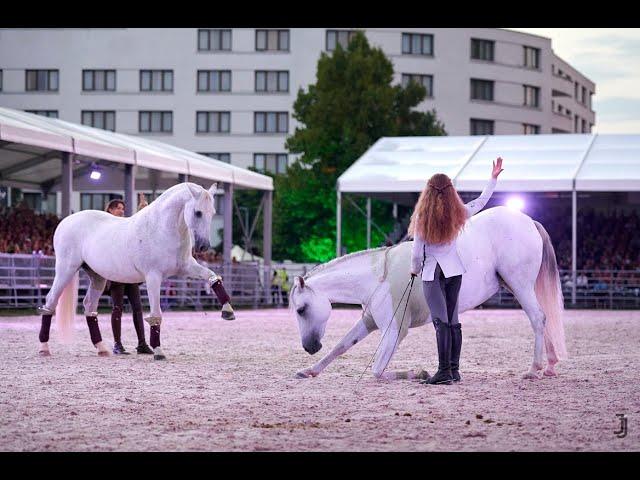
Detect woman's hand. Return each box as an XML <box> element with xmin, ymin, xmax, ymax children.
<box><xmin>492</xmin><ymin>157</ymin><xmax>504</xmax><ymax>179</ymax></box>
<box><xmin>411</xmin><ymin>272</ymin><xmax>418</xmax><ymax>278</ymax></box>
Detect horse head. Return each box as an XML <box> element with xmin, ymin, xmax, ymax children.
<box><xmin>290</xmin><ymin>275</ymin><xmax>332</xmax><ymax>355</ymax></box>
<box><xmin>184</xmin><ymin>183</ymin><xmax>218</xmax><ymax>253</ymax></box>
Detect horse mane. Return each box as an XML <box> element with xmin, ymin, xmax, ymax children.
<box><xmin>303</xmin><ymin>246</ymin><xmax>390</xmax><ymax>280</ymax></box>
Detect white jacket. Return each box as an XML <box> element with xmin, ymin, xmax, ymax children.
<box><xmin>411</xmin><ymin>177</ymin><xmax>497</xmax><ymax>281</ymax></box>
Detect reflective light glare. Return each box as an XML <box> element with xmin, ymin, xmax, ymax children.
<box><xmin>506</xmin><ymin>196</ymin><xmax>524</xmax><ymax>211</ymax></box>
<box><xmin>90</xmin><ymin>170</ymin><xmax>101</xmax><ymax>180</ymax></box>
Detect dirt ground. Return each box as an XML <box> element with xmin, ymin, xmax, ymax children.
<box><xmin>0</xmin><ymin>307</ymin><xmax>638</xmax><ymax>452</ymax></box>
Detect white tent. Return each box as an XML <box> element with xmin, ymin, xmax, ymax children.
<box><xmin>0</xmin><ymin>107</ymin><xmax>274</xmax><ymax>298</ymax></box>
<box><xmin>337</xmin><ymin>134</ymin><xmax>640</xmax><ymax>304</ymax></box>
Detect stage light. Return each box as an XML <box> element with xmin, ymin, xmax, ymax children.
<box><xmin>89</xmin><ymin>164</ymin><xmax>102</xmax><ymax>180</ymax></box>
<box><xmin>506</xmin><ymin>196</ymin><xmax>524</xmax><ymax>211</ymax></box>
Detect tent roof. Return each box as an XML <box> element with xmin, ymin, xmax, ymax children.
<box><xmin>338</xmin><ymin>134</ymin><xmax>640</xmax><ymax>194</ymax></box>
<box><xmin>0</xmin><ymin>107</ymin><xmax>273</xmax><ymax>191</ymax></box>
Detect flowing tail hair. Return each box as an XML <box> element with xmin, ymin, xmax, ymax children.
<box><xmin>533</xmin><ymin>221</ymin><xmax>568</xmax><ymax>361</ymax></box>
<box><xmin>55</xmin><ymin>271</ymin><xmax>80</xmax><ymax>343</ymax></box>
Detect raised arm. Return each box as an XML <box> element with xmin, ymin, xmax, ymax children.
<box><xmin>465</xmin><ymin>157</ymin><xmax>503</xmax><ymax>218</ymax></box>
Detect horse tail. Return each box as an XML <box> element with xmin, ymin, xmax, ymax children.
<box><xmin>55</xmin><ymin>271</ymin><xmax>79</xmax><ymax>343</ymax></box>
<box><xmin>533</xmin><ymin>221</ymin><xmax>568</xmax><ymax>361</ymax></box>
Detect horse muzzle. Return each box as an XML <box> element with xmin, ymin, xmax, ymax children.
<box><xmin>194</xmin><ymin>236</ymin><xmax>211</xmax><ymax>252</ymax></box>
<box><xmin>303</xmin><ymin>338</ymin><xmax>322</xmax><ymax>355</ymax></box>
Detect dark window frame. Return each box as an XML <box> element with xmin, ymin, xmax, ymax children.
<box><xmin>200</xmin><ymin>152</ymin><xmax>231</xmax><ymax>163</ymax></box>
<box><xmin>196</xmin><ymin>70</ymin><xmax>232</xmax><ymax>92</ymax></box>
<box><xmin>523</xmin><ymin>84</ymin><xmax>540</xmax><ymax>108</ymax></box>
<box><xmin>401</xmin><ymin>73</ymin><xmax>434</xmax><ymax>97</ymax></box>
<box><xmin>255</xmin><ymin>29</ymin><xmax>290</xmax><ymax>52</ymax></box>
<box><xmin>139</xmin><ymin>70</ymin><xmax>174</xmax><ymax>92</ymax></box>
<box><xmin>82</xmin><ymin>69</ymin><xmax>117</xmax><ymax>92</ymax></box>
<box><xmin>470</xmin><ymin>118</ymin><xmax>494</xmax><ymax>135</ymax></box>
<box><xmin>255</xmin><ymin>70</ymin><xmax>289</xmax><ymax>93</ymax></box>
<box><xmin>401</xmin><ymin>32</ymin><xmax>434</xmax><ymax>56</ymax></box>
<box><xmin>471</xmin><ymin>38</ymin><xmax>495</xmax><ymax>61</ymax></box>
<box><xmin>25</xmin><ymin>110</ymin><xmax>59</xmax><ymax>118</ymax></box>
<box><xmin>196</xmin><ymin>111</ymin><xmax>231</xmax><ymax>133</ymax></box>
<box><xmin>81</xmin><ymin>110</ymin><xmax>116</xmax><ymax>131</ymax></box>
<box><xmin>254</xmin><ymin>112</ymin><xmax>289</xmax><ymax>133</ymax></box>
<box><xmin>523</xmin><ymin>123</ymin><xmax>541</xmax><ymax>135</ymax></box>
<box><xmin>253</xmin><ymin>153</ymin><xmax>288</xmax><ymax>175</ymax></box>
<box><xmin>139</xmin><ymin>111</ymin><xmax>173</xmax><ymax>133</ymax></box>
<box><xmin>25</xmin><ymin>69</ymin><xmax>59</xmax><ymax>92</ymax></box>
<box><xmin>0</xmin><ymin>70</ymin><xmax>3</xmax><ymax>92</ymax></box>
<box><xmin>198</xmin><ymin>29</ymin><xmax>232</xmax><ymax>51</ymax></box>
<box><xmin>326</xmin><ymin>30</ymin><xmax>358</xmax><ymax>51</ymax></box>
<box><xmin>470</xmin><ymin>79</ymin><xmax>494</xmax><ymax>101</ymax></box>
<box><xmin>523</xmin><ymin>46</ymin><xmax>541</xmax><ymax>69</ymax></box>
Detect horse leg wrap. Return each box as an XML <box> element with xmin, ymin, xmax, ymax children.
<box><xmin>85</xmin><ymin>316</ymin><xmax>102</xmax><ymax>345</ymax></box>
<box><xmin>39</xmin><ymin>315</ymin><xmax>52</xmax><ymax>343</ymax></box>
<box><xmin>211</xmin><ymin>280</ymin><xmax>231</xmax><ymax>305</ymax></box>
<box><xmin>150</xmin><ymin>325</ymin><xmax>161</xmax><ymax>348</ymax></box>
<box><xmin>111</xmin><ymin>305</ymin><xmax>123</xmax><ymax>343</ymax></box>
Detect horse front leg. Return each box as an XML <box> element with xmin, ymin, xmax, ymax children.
<box><xmin>144</xmin><ymin>272</ymin><xmax>165</xmax><ymax>360</ymax></box>
<box><xmin>296</xmin><ymin>315</ymin><xmax>372</xmax><ymax>379</ymax></box>
<box><xmin>183</xmin><ymin>258</ymin><xmax>235</xmax><ymax>320</ymax></box>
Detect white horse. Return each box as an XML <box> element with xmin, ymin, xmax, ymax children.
<box><xmin>289</xmin><ymin>206</ymin><xmax>568</xmax><ymax>380</ymax></box>
<box><xmin>38</xmin><ymin>182</ymin><xmax>227</xmax><ymax>360</ymax></box>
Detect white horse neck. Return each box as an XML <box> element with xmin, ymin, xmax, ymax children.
<box><xmin>144</xmin><ymin>183</ymin><xmax>195</xmax><ymax>233</ymax></box>
<box><xmin>304</xmin><ymin>247</ymin><xmax>389</xmax><ymax>304</ymax></box>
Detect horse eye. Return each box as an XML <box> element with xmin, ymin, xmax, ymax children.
<box><xmin>296</xmin><ymin>306</ymin><xmax>306</xmax><ymax>316</ymax></box>
<box><xmin>195</xmin><ymin>211</ymin><xmax>202</xmax><ymax>218</ymax></box>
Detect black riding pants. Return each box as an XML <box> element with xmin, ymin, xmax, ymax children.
<box><xmin>422</xmin><ymin>263</ymin><xmax>462</xmax><ymax>325</ymax></box>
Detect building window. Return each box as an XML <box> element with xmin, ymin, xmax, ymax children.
<box><xmin>471</xmin><ymin>39</ymin><xmax>494</xmax><ymax>61</ymax></box>
<box><xmin>197</xmin><ymin>70</ymin><xmax>231</xmax><ymax>92</ymax></box>
<box><xmin>25</xmin><ymin>70</ymin><xmax>59</xmax><ymax>91</ymax></box>
<box><xmin>470</xmin><ymin>119</ymin><xmax>494</xmax><ymax>135</ymax></box>
<box><xmin>523</xmin><ymin>85</ymin><xmax>540</xmax><ymax>108</ymax></box>
<box><xmin>81</xmin><ymin>111</ymin><xmax>116</xmax><ymax>131</ymax></box>
<box><xmin>196</xmin><ymin>111</ymin><xmax>231</xmax><ymax>133</ymax></box>
<box><xmin>574</xmin><ymin>115</ymin><xmax>579</xmax><ymax>133</ymax></box>
<box><xmin>81</xmin><ymin>193</ymin><xmax>121</xmax><ymax>211</ymax></box>
<box><xmin>401</xmin><ymin>74</ymin><xmax>433</xmax><ymax>97</ymax></box>
<box><xmin>402</xmin><ymin>33</ymin><xmax>433</xmax><ymax>56</ymax></box>
<box><xmin>198</xmin><ymin>29</ymin><xmax>232</xmax><ymax>51</ymax></box>
<box><xmin>470</xmin><ymin>79</ymin><xmax>494</xmax><ymax>101</ymax></box>
<box><xmin>25</xmin><ymin>110</ymin><xmax>59</xmax><ymax>118</ymax></box>
<box><xmin>140</xmin><ymin>70</ymin><xmax>173</xmax><ymax>92</ymax></box>
<box><xmin>254</xmin><ymin>112</ymin><xmax>288</xmax><ymax>133</ymax></box>
<box><xmin>581</xmin><ymin>86</ymin><xmax>587</xmax><ymax>105</ymax></box>
<box><xmin>254</xmin><ymin>153</ymin><xmax>288</xmax><ymax>174</ymax></box>
<box><xmin>0</xmin><ymin>70</ymin><xmax>3</xmax><ymax>91</ymax></box>
<box><xmin>256</xmin><ymin>30</ymin><xmax>289</xmax><ymax>51</ymax></box>
<box><xmin>326</xmin><ymin>30</ymin><xmax>357</xmax><ymax>51</ymax></box>
<box><xmin>139</xmin><ymin>111</ymin><xmax>173</xmax><ymax>133</ymax></box>
<box><xmin>255</xmin><ymin>71</ymin><xmax>289</xmax><ymax>93</ymax></box>
<box><xmin>581</xmin><ymin>118</ymin><xmax>587</xmax><ymax>133</ymax></box>
<box><xmin>523</xmin><ymin>46</ymin><xmax>540</xmax><ymax>69</ymax></box>
<box><xmin>200</xmin><ymin>153</ymin><xmax>231</xmax><ymax>163</ymax></box>
<box><xmin>82</xmin><ymin>70</ymin><xmax>116</xmax><ymax>91</ymax></box>
<box><xmin>523</xmin><ymin>124</ymin><xmax>540</xmax><ymax>135</ymax></box>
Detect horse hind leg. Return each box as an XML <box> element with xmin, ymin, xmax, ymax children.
<box><xmin>83</xmin><ymin>271</ymin><xmax>109</xmax><ymax>356</ymax></box>
<box><xmin>512</xmin><ymin>285</ymin><xmax>546</xmax><ymax>379</ymax></box>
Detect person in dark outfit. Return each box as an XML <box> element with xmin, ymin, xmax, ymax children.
<box><xmin>409</xmin><ymin>158</ymin><xmax>503</xmax><ymax>385</ymax></box>
<box><xmin>104</xmin><ymin>197</ymin><xmax>153</xmax><ymax>355</ymax></box>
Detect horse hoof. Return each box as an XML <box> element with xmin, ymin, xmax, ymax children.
<box><xmin>296</xmin><ymin>369</ymin><xmax>316</xmax><ymax>378</ymax></box>
<box><xmin>154</xmin><ymin>354</ymin><xmax>166</xmax><ymax>361</ymax></box>
<box><xmin>543</xmin><ymin>369</ymin><xmax>557</xmax><ymax>377</ymax></box>
<box><xmin>38</xmin><ymin>350</ymin><xmax>51</xmax><ymax>357</ymax></box>
<box><xmin>221</xmin><ymin>311</ymin><xmax>235</xmax><ymax>321</ymax></box>
<box><xmin>522</xmin><ymin>371</ymin><xmax>539</xmax><ymax>380</ymax></box>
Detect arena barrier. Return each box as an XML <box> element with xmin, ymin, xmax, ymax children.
<box><xmin>1</xmin><ymin>253</ymin><xmax>639</xmax><ymax>310</ymax></box>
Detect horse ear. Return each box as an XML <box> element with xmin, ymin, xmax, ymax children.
<box><xmin>185</xmin><ymin>184</ymin><xmax>198</xmax><ymax>201</ymax></box>
<box><xmin>294</xmin><ymin>276</ymin><xmax>305</xmax><ymax>289</ymax></box>
<box><xmin>208</xmin><ymin>183</ymin><xmax>218</xmax><ymax>197</ymax></box>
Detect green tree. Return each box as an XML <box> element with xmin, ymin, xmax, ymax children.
<box><xmin>274</xmin><ymin>31</ymin><xmax>446</xmax><ymax>262</ymax></box>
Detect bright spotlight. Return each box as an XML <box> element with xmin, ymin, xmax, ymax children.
<box><xmin>90</xmin><ymin>169</ymin><xmax>102</xmax><ymax>180</ymax></box>
<box><xmin>506</xmin><ymin>196</ymin><xmax>524</xmax><ymax>211</ymax></box>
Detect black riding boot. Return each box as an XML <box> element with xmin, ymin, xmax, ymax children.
<box><xmin>422</xmin><ymin>318</ymin><xmax>453</xmax><ymax>385</ymax></box>
<box><xmin>450</xmin><ymin>323</ymin><xmax>462</xmax><ymax>382</ymax></box>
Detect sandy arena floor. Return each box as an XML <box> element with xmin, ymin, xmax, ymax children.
<box><xmin>0</xmin><ymin>308</ymin><xmax>638</xmax><ymax>451</ymax></box>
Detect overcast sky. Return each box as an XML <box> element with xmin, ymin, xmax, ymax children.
<box><xmin>508</xmin><ymin>28</ymin><xmax>640</xmax><ymax>134</ymax></box>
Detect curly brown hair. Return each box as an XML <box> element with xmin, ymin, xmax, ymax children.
<box><xmin>408</xmin><ymin>173</ymin><xmax>468</xmax><ymax>244</ymax></box>
<box><xmin>104</xmin><ymin>199</ymin><xmax>125</xmax><ymax>213</ymax></box>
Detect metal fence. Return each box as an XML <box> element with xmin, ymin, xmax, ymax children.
<box><xmin>0</xmin><ymin>253</ymin><xmax>264</xmax><ymax>311</ymax></box>
<box><xmin>1</xmin><ymin>253</ymin><xmax>639</xmax><ymax>310</ymax></box>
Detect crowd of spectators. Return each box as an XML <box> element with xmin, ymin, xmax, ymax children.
<box><xmin>0</xmin><ymin>204</ymin><xmax>59</xmax><ymax>256</ymax></box>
